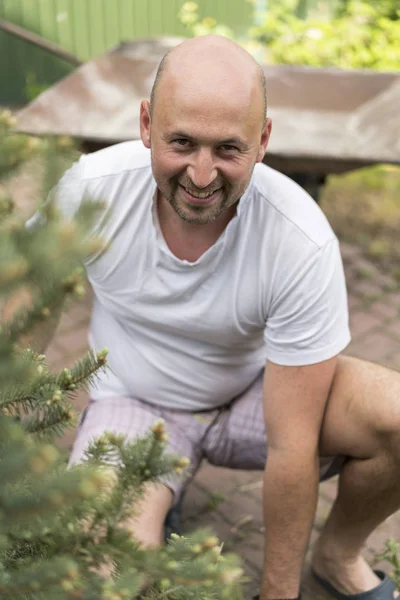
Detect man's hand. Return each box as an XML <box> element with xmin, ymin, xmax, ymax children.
<box><xmin>260</xmin><ymin>357</ymin><xmax>338</xmax><ymax>599</ymax></box>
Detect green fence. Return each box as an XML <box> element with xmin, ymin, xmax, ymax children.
<box><xmin>0</xmin><ymin>0</ymin><xmax>255</xmax><ymax>106</ymax></box>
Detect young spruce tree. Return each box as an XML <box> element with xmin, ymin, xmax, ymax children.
<box><xmin>0</xmin><ymin>110</ymin><xmax>245</xmax><ymax>600</ymax></box>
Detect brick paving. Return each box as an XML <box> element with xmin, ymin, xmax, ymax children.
<box><xmin>50</xmin><ymin>240</ymin><xmax>400</xmax><ymax>598</ymax></box>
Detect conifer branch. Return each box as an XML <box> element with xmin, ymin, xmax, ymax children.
<box><xmin>0</xmin><ymin>112</ymin><xmax>245</xmax><ymax>600</ymax></box>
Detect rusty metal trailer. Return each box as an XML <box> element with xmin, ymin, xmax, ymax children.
<box><xmin>15</xmin><ymin>37</ymin><xmax>400</xmax><ymax>200</ymax></box>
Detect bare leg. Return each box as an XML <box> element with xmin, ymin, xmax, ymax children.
<box><xmin>312</xmin><ymin>356</ymin><xmax>400</xmax><ymax>596</ymax></box>
<box><xmin>125</xmin><ymin>482</ymin><xmax>174</xmax><ymax>548</ymax></box>
<box><xmin>88</xmin><ymin>480</ymin><xmax>173</xmax><ymax>584</ymax></box>
<box><xmin>112</xmin><ymin>482</ymin><xmax>175</xmax><ymax>592</ymax></box>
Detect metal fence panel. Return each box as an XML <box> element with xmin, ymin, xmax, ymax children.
<box><xmin>0</xmin><ymin>0</ymin><xmax>74</xmax><ymax>105</ymax></box>
<box><xmin>0</xmin><ymin>0</ymin><xmax>254</xmax><ymax>105</ymax></box>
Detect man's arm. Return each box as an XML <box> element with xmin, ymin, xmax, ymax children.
<box><xmin>259</xmin><ymin>356</ymin><xmax>338</xmax><ymax>600</ymax></box>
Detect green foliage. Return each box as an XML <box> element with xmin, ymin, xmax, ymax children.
<box><xmin>334</xmin><ymin>0</ymin><xmax>399</xmax><ymax>20</ymax></box>
<box><xmin>179</xmin><ymin>0</ymin><xmax>400</xmax><ymax>71</ymax></box>
<box><xmin>25</xmin><ymin>73</ymin><xmax>52</xmax><ymax>103</ymax></box>
<box><xmin>178</xmin><ymin>2</ymin><xmax>235</xmax><ymax>39</ymax></box>
<box><xmin>0</xmin><ymin>111</ymin><xmax>106</xmax><ymax>439</ymax></box>
<box><xmin>320</xmin><ymin>165</ymin><xmax>400</xmax><ymax>278</ymax></box>
<box><xmin>0</xmin><ymin>415</ymin><xmax>245</xmax><ymax>599</ymax></box>
<box><xmin>377</xmin><ymin>538</ymin><xmax>400</xmax><ymax>589</ymax></box>
<box><xmin>251</xmin><ymin>0</ymin><xmax>400</xmax><ymax>70</ymax></box>
<box><xmin>0</xmin><ymin>112</ymin><xmax>245</xmax><ymax>599</ymax></box>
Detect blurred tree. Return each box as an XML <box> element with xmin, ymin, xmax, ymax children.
<box><xmin>0</xmin><ymin>110</ymin><xmax>245</xmax><ymax>600</ymax></box>
<box><xmin>250</xmin><ymin>0</ymin><xmax>400</xmax><ymax>69</ymax></box>
<box><xmin>179</xmin><ymin>0</ymin><xmax>399</xmax><ymax>70</ymax></box>
<box><xmin>334</xmin><ymin>0</ymin><xmax>399</xmax><ymax>19</ymax></box>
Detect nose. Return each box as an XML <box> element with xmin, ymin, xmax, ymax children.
<box><xmin>186</xmin><ymin>148</ymin><xmax>218</xmax><ymax>189</ymax></box>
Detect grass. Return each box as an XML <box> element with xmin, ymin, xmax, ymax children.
<box><xmin>377</xmin><ymin>539</ymin><xmax>400</xmax><ymax>588</ymax></box>
<box><xmin>320</xmin><ymin>164</ymin><xmax>400</xmax><ymax>282</ymax></box>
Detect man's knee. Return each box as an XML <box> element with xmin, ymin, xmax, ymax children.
<box><xmin>322</xmin><ymin>354</ymin><xmax>400</xmax><ymax>459</ymax></box>
<box><xmin>342</xmin><ymin>355</ymin><xmax>400</xmax><ymax>431</ymax></box>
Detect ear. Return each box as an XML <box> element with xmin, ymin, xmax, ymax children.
<box><xmin>140</xmin><ymin>100</ymin><xmax>151</xmax><ymax>148</ymax></box>
<box><xmin>256</xmin><ymin>117</ymin><xmax>272</xmax><ymax>163</ymax></box>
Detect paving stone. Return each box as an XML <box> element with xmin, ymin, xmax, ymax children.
<box><xmin>384</xmin><ymin>319</ymin><xmax>400</xmax><ymax>340</ymax></box>
<box><xmin>237</xmin><ymin>477</ymin><xmax>264</xmax><ymax>504</ymax></box>
<box><xmin>350</xmin><ymin>279</ymin><xmax>384</xmax><ymax>300</ymax></box>
<box><xmin>348</xmin><ymin>311</ymin><xmax>382</xmax><ymax>339</ymax></box>
<box><xmin>58</xmin><ymin>305</ymin><xmax>91</xmax><ymax>332</ymax></box>
<box><xmin>387</xmin><ymin>291</ymin><xmax>400</xmax><ymax>307</ymax></box>
<box><xmin>181</xmin><ymin>508</ymin><xmax>239</xmax><ymax>553</ymax></box>
<box><xmin>240</xmin><ymin>562</ymin><xmax>262</xmax><ymax>600</ymax></box>
<box><xmin>313</xmin><ymin>493</ymin><xmax>333</xmax><ymax>532</ymax></box>
<box><xmin>370</xmin><ymin>300</ymin><xmax>400</xmax><ymax>321</ymax></box>
<box><xmin>235</xmin><ymin>530</ymin><xmax>265</xmax><ymax>573</ymax></box>
<box><xmin>345</xmin><ymin>331</ymin><xmax>400</xmax><ymax>363</ymax></box>
<box><xmin>319</xmin><ymin>477</ymin><xmax>338</xmax><ymax>504</ymax></box>
<box><xmin>339</xmin><ymin>241</ymin><xmax>362</xmax><ymax>261</ymax></box>
<box><xmin>58</xmin><ymin>428</ymin><xmax>77</xmax><ymax>453</ymax></box>
<box><xmin>55</xmin><ymin>352</ymin><xmax>88</xmax><ymax>370</ymax></box>
<box><xmin>181</xmin><ymin>481</ymin><xmax>213</xmax><ymax>521</ymax></box>
<box><xmin>214</xmin><ymin>489</ymin><xmax>264</xmax><ymax>530</ymax></box>
<box><xmin>194</xmin><ymin>464</ymin><xmax>259</xmax><ymax>495</ymax></box>
<box><xmin>45</xmin><ymin>341</ymin><xmax>66</xmax><ymax>367</ymax></box>
<box><xmin>384</xmin><ymin>353</ymin><xmax>400</xmax><ymax>372</ymax></box>
<box><xmin>374</xmin><ymin>273</ymin><xmax>399</xmax><ymax>291</ymax></box>
<box><xmin>350</xmin><ymin>254</ymin><xmax>380</xmax><ymax>273</ymax></box>
<box><xmin>345</xmin><ymin>268</ymin><xmax>381</xmax><ymax>293</ymax></box>
<box><xmin>363</xmin><ymin>546</ymin><xmax>380</xmax><ymax>567</ymax></box>
<box><xmin>53</xmin><ymin>326</ymin><xmax>89</xmax><ymax>357</ymax></box>
<box><xmin>348</xmin><ymin>294</ymin><xmax>363</xmax><ymax>310</ymax></box>
<box><xmin>343</xmin><ymin>339</ymin><xmax>373</xmax><ymax>360</ymax></box>
<box><xmin>344</xmin><ymin>266</ymin><xmax>365</xmax><ymax>286</ymax></box>
<box><xmin>352</xmin><ymin>279</ymin><xmax>383</xmax><ymax>304</ymax></box>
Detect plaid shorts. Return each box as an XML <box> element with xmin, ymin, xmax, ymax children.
<box><xmin>68</xmin><ymin>369</ymin><xmax>343</xmax><ymax>501</ymax></box>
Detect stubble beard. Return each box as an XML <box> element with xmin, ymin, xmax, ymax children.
<box><xmin>166</xmin><ymin>160</ymin><xmax>257</xmax><ymax>225</ymax></box>
<box><xmin>166</xmin><ymin>183</ymin><xmax>238</xmax><ymax>225</ymax></box>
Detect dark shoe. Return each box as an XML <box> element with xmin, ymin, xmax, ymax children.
<box><xmin>164</xmin><ymin>491</ymin><xmax>185</xmax><ymax>541</ymax></box>
<box><xmin>312</xmin><ymin>569</ymin><xmax>397</xmax><ymax>600</ymax></box>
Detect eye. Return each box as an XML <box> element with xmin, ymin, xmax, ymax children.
<box><xmin>219</xmin><ymin>144</ymin><xmax>239</xmax><ymax>153</ymax></box>
<box><xmin>172</xmin><ymin>139</ymin><xmax>190</xmax><ymax>148</ymax></box>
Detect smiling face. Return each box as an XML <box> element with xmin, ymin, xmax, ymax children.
<box><xmin>140</xmin><ymin>36</ymin><xmax>271</xmax><ymax>225</ymax></box>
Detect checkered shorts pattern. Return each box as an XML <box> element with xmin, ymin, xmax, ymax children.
<box><xmin>69</xmin><ymin>370</ymin><xmax>342</xmax><ymax>500</ymax></box>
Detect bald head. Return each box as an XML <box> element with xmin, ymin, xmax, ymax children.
<box><xmin>140</xmin><ymin>35</ymin><xmax>272</xmax><ymax>226</ymax></box>
<box><xmin>149</xmin><ymin>35</ymin><xmax>267</xmax><ymax>128</ymax></box>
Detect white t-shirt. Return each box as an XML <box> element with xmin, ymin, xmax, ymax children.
<box><xmin>44</xmin><ymin>140</ymin><xmax>351</xmax><ymax>410</ymax></box>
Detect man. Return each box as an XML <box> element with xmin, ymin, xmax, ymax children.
<box><xmin>36</xmin><ymin>35</ymin><xmax>400</xmax><ymax>600</ymax></box>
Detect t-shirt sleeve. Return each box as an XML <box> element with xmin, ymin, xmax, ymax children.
<box><xmin>264</xmin><ymin>237</ymin><xmax>351</xmax><ymax>366</ymax></box>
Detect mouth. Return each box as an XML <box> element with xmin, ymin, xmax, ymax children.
<box><xmin>179</xmin><ymin>184</ymin><xmax>221</xmax><ymax>205</ymax></box>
